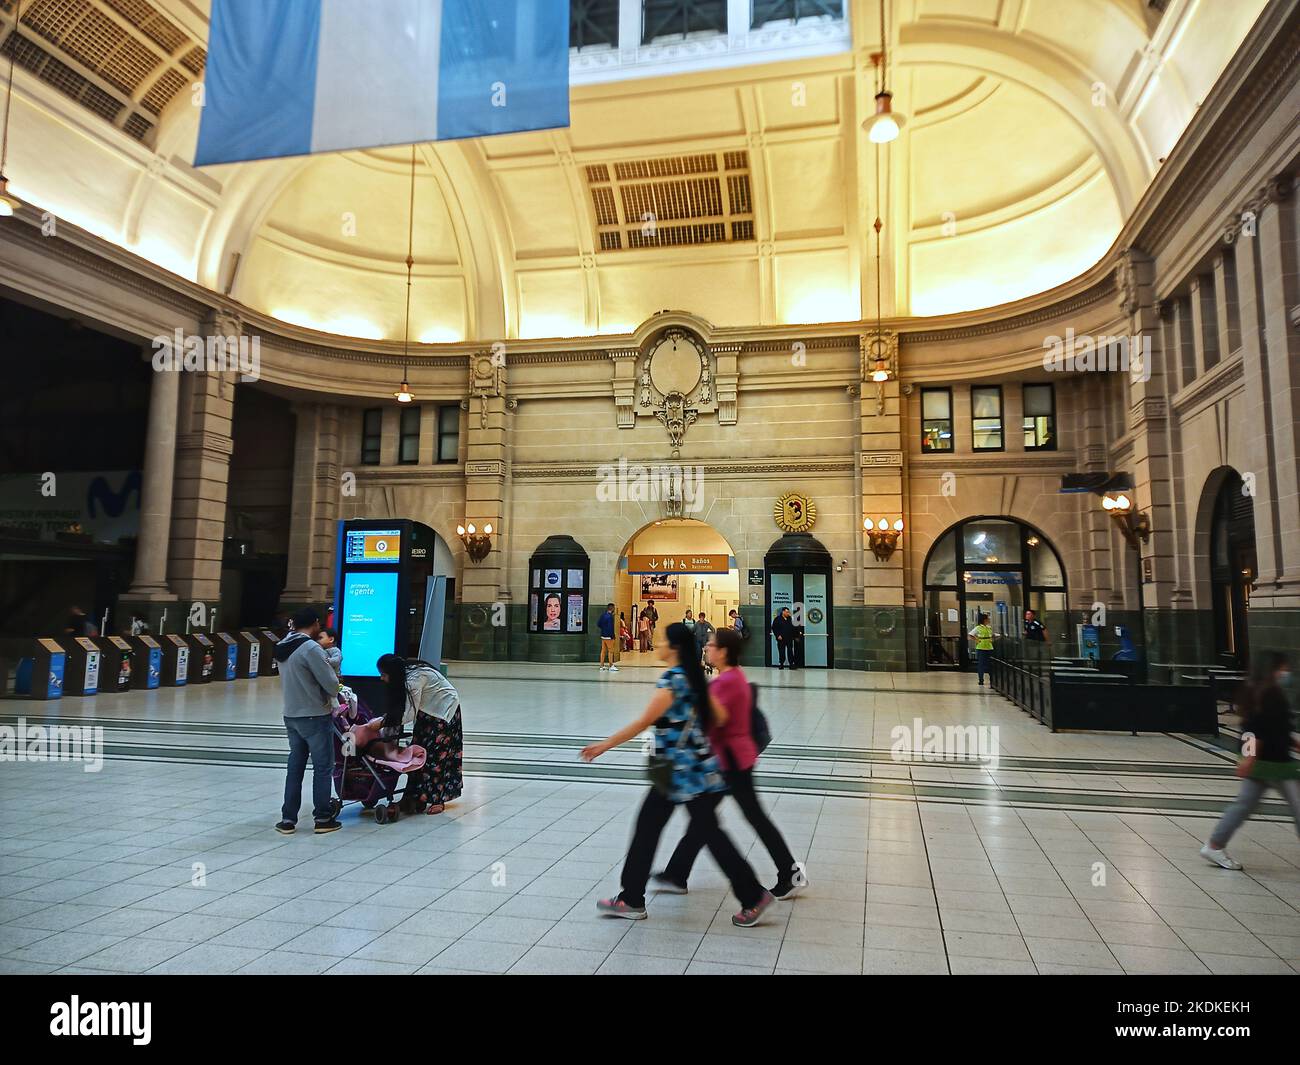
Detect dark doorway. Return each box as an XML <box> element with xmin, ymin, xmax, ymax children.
<box><xmin>1209</xmin><ymin>470</ymin><xmax>1255</xmax><ymax>668</ymax></box>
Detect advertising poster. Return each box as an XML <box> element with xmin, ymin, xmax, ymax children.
<box><xmin>567</xmin><ymin>568</ymin><xmax>584</xmax><ymax>588</ymax></box>
<box><xmin>567</xmin><ymin>594</ymin><xmax>585</xmax><ymax>632</ymax></box>
<box><xmin>530</xmin><ymin>593</ymin><xmax>539</xmax><ymax>629</ymax></box>
<box><xmin>541</xmin><ymin>591</ymin><xmax>563</xmax><ymax>630</ymax></box>
<box><xmin>640</xmin><ymin>573</ymin><xmax>678</xmax><ymax>600</ymax></box>
<box><xmin>544</xmin><ymin>569</ymin><xmax>562</xmax><ymax>591</ymax></box>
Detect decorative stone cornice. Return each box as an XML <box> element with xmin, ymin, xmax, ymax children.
<box><xmin>512</xmin><ymin>459</ymin><xmax>854</xmax><ymax>480</ymax></box>
<box><xmin>900</xmin><ymin>279</ymin><xmax>1115</xmax><ymax>344</ymax></box>
<box><xmin>1128</xmin><ymin>397</ymin><xmax>1167</xmax><ymax>430</ymax></box>
<box><xmin>909</xmin><ymin>451</ymin><xmax>1079</xmax><ymax>473</ymax></box>
<box><xmin>1170</xmin><ymin>354</ymin><xmax>1245</xmax><ymax>418</ymax></box>
<box><xmin>1223</xmin><ymin>172</ymin><xmax>1295</xmax><ymax>245</ymax></box>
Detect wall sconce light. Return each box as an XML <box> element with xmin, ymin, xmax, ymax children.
<box><xmin>1102</xmin><ymin>492</ymin><xmax>1150</xmax><ymax>549</ymax></box>
<box><xmin>864</xmin><ymin>517</ymin><xmax>904</xmax><ymax>561</ymax></box>
<box><xmin>456</xmin><ymin>521</ymin><xmax>494</xmax><ymax>563</ymax></box>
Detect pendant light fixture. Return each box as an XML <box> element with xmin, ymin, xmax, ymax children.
<box><xmin>393</xmin><ymin>144</ymin><xmax>417</xmax><ymax>404</ymax></box>
<box><xmin>0</xmin><ymin>1</ymin><xmax>25</xmax><ymax>217</ymax></box>
<box><xmin>862</xmin><ymin>0</ymin><xmax>907</xmax><ymax>145</ymax></box>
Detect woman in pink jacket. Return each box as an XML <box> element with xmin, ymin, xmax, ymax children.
<box><xmin>651</xmin><ymin>628</ymin><xmax>809</xmax><ymax>900</ymax></box>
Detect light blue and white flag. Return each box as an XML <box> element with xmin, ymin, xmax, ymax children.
<box><xmin>195</xmin><ymin>0</ymin><xmax>570</xmax><ymax>166</ymax></box>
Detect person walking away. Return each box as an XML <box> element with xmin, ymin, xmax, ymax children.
<box><xmin>638</xmin><ymin>607</ymin><xmax>652</xmax><ymax>652</ymax></box>
<box><xmin>318</xmin><ymin>626</ymin><xmax>342</xmax><ymax>677</ymax></box>
<box><xmin>1201</xmin><ymin>652</ymin><xmax>1299</xmax><ymax>870</ymax></box>
<box><xmin>653</xmin><ymin>627</ymin><xmax>808</xmax><ymax>900</ymax></box>
<box><xmin>772</xmin><ymin>607</ymin><xmax>796</xmax><ymax>670</ymax></box>
<box><xmin>274</xmin><ymin>607</ymin><xmax>342</xmax><ymax>834</ymax></box>
<box><xmin>968</xmin><ymin>613</ymin><xmax>994</xmax><ymax>686</ymax></box>
<box><xmin>582</xmin><ymin>623</ymin><xmax>774</xmax><ymax>927</ymax></box>
<box><xmin>694</xmin><ymin>612</ymin><xmax>716</xmax><ymax>675</ymax></box>
<box><xmin>598</xmin><ymin>602</ymin><xmax>619</xmax><ymax>672</ymax></box>
<box><xmin>379</xmin><ymin>654</ymin><xmax>463</xmax><ymax>815</ymax></box>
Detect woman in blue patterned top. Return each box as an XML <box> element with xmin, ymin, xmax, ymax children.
<box><xmin>582</xmin><ymin>622</ymin><xmax>774</xmax><ymax>927</ymax></box>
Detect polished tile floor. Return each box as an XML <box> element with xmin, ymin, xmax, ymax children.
<box><xmin>1</xmin><ymin>662</ymin><xmax>1297</xmax><ymax>975</ymax></box>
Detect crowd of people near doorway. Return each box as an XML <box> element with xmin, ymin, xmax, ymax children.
<box><xmin>598</xmin><ymin>602</ymin><xmax>804</xmax><ymax>671</ymax></box>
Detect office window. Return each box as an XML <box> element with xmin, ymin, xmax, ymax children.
<box><xmin>360</xmin><ymin>408</ymin><xmax>382</xmax><ymax>465</ymax></box>
<box><xmin>1023</xmin><ymin>384</ymin><xmax>1056</xmax><ymax>451</ymax></box>
<box><xmin>971</xmin><ymin>386</ymin><xmax>1003</xmax><ymax>451</ymax></box>
<box><xmin>921</xmin><ymin>388</ymin><xmax>953</xmax><ymax>453</ymax></box>
<box><xmin>398</xmin><ymin>406</ymin><xmax>421</xmax><ymax>464</ymax></box>
<box><xmin>437</xmin><ymin>405</ymin><xmax>460</xmax><ymax>464</ymax></box>
<box><xmin>570</xmin><ymin>0</ymin><xmax>619</xmax><ymax>49</ymax></box>
<box><xmin>752</xmin><ymin>0</ymin><xmax>843</xmax><ymax>29</ymax></box>
<box><xmin>642</xmin><ymin>0</ymin><xmax>726</xmax><ymax>44</ymax></box>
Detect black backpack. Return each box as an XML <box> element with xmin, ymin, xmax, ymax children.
<box><xmin>750</xmin><ymin>682</ymin><xmax>772</xmax><ymax>754</ymax></box>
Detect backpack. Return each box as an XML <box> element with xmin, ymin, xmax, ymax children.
<box><xmin>749</xmin><ymin>682</ymin><xmax>771</xmax><ymax>754</ymax></box>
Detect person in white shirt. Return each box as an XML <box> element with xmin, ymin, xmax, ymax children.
<box><xmin>378</xmin><ymin>654</ymin><xmax>463</xmax><ymax>815</ymax></box>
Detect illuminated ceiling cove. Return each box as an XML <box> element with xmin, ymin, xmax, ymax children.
<box><xmin>1</xmin><ymin>0</ymin><xmax>1270</xmax><ymax>341</ymax></box>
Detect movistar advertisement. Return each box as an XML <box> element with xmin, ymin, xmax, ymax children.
<box><xmin>340</xmin><ymin>571</ymin><xmax>399</xmax><ymax>677</ymax></box>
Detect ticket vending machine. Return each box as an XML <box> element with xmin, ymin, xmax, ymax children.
<box><xmin>4</xmin><ymin>638</ymin><xmax>66</xmax><ymax>700</ymax></box>
<box><xmin>213</xmin><ymin>633</ymin><xmax>239</xmax><ymax>681</ymax></box>
<box><xmin>60</xmin><ymin>636</ymin><xmax>101</xmax><ymax>696</ymax></box>
<box><xmin>256</xmin><ymin>630</ymin><xmax>280</xmax><ymax>677</ymax></box>
<box><xmin>158</xmin><ymin>634</ymin><xmax>190</xmax><ymax>686</ymax></box>
<box><xmin>184</xmin><ymin>633</ymin><xmax>216</xmax><ymax>684</ymax></box>
<box><xmin>235</xmin><ymin>631</ymin><xmax>261</xmax><ymax>679</ymax></box>
<box><xmin>94</xmin><ymin>636</ymin><xmax>135</xmax><ymax>694</ymax></box>
<box><xmin>334</xmin><ymin>518</ymin><xmax>445</xmax><ymax>709</ymax></box>
<box><xmin>127</xmin><ymin>636</ymin><xmax>163</xmax><ymax>690</ymax></box>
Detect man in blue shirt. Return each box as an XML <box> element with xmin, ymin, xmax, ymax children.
<box><xmin>598</xmin><ymin>603</ymin><xmax>619</xmax><ymax>672</ymax></box>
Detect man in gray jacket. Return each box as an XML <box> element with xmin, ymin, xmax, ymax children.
<box><xmin>274</xmin><ymin>607</ymin><xmax>342</xmax><ymax>834</ymax></box>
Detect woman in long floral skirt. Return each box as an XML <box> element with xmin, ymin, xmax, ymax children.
<box><xmin>378</xmin><ymin>654</ymin><xmax>463</xmax><ymax>815</ymax></box>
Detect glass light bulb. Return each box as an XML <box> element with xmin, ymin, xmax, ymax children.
<box><xmin>864</xmin><ymin>519</ymin><xmax>874</xmax><ymax>531</ymax></box>
<box><xmin>484</xmin><ymin>523</ymin><xmax>493</xmax><ymax>535</ymax></box>
<box><xmin>893</xmin><ymin>519</ymin><xmax>904</xmax><ymax>532</ymax></box>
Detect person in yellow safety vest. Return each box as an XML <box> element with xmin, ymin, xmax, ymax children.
<box><xmin>968</xmin><ymin>613</ymin><xmax>995</xmax><ymax>687</ymax></box>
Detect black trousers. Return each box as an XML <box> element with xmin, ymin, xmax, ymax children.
<box><xmin>619</xmin><ymin>788</ymin><xmax>764</xmax><ymax>909</ymax></box>
<box><xmin>664</xmin><ymin>768</ymin><xmax>796</xmax><ymax>886</ymax></box>
<box><xmin>776</xmin><ymin>639</ymin><xmax>794</xmax><ymax>667</ymax></box>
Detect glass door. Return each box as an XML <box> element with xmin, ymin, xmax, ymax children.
<box><xmin>924</xmin><ymin>588</ymin><xmax>962</xmax><ymax>668</ymax></box>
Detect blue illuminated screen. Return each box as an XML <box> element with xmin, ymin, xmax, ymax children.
<box><xmin>339</xmin><ymin>571</ymin><xmax>398</xmax><ymax>677</ymax></box>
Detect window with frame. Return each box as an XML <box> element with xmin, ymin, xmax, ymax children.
<box><xmin>971</xmin><ymin>386</ymin><xmax>1004</xmax><ymax>451</ymax></box>
<box><xmin>570</xmin><ymin>0</ymin><xmax>620</xmax><ymax>49</ymax></box>
<box><xmin>921</xmin><ymin>388</ymin><xmax>953</xmax><ymax>453</ymax></box>
<box><xmin>360</xmin><ymin>408</ymin><xmax>382</xmax><ymax>465</ymax></box>
<box><xmin>642</xmin><ymin>0</ymin><xmax>727</xmax><ymax>44</ymax></box>
<box><xmin>436</xmin><ymin>405</ymin><xmax>460</xmax><ymax>464</ymax></box>
<box><xmin>398</xmin><ymin>406</ymin><xmax>421</xmax><ymax>464</ymax></box>
<box><xmin>1022</xmin><ymin>384</ymin><xmax>1056</xmax><ymax>451</ymax></box>
<box><xmin>751</xmin><ymin>0</ymin><xmax>844</xmax><ymax>28</ymax></box>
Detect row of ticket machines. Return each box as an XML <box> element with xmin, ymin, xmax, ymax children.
<box><xmin>3</xmin><ymin>630</ymin><xmax>284</xmax><ymax>700</ymax></box>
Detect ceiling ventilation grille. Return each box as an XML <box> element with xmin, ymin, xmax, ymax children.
<box><xmin>1</xmin><ymin>0</ymin><xmax>204</xmax><ymax>146</ymax></box>
<box><xmin>586</xmin><ymin>149</ymin><xmax>755</xmax><ymax>251</ymax></box>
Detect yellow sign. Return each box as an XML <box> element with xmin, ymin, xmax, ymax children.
<box><xmin>774</xmin><ymin>492</ymin><xmax>816</xmax><ymax>532</ymax></box>
<box><xmin>628</xmin><ymin>554</ymin><xmax>729</xmax><ymax>574</ymax></box>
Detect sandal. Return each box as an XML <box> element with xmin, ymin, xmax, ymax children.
<box><xmin>424</xmin><ymin>803</ymin><xmax>445</xmax><ymax>815</ymax></box>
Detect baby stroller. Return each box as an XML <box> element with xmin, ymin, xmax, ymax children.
<box><xmin>329</xmin><ymin>687</ymin><xmax>426</xmax><ymax>826</ymax></box>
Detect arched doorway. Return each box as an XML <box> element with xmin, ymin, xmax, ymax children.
<box><xmin>921</xmin><ymin>517</ymin><xmax>1067</xmax><ymax>670</ymax></box>
<box><xmin>1207</xmin><ymin>469</ymin><xmax>1256</xmax><ymax>668</ymax></box>
<box><xmin>616</xmin><ymin>519</ymin><xmax>738</xmax><ymax>664</ymax></box>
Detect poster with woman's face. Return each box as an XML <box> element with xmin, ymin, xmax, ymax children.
<box><xmin>567</xmin><ymin>594</ymin><xmax>584</xmax><ymax>631</ymax></box>
<box><xmin>542</xmin><ymin>592</ymin><xmax>562</xmax><ymax>631</ymax></box>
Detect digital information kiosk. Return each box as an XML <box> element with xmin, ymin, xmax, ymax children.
<box><xmin>334</xmin><ymin>519</ymin><xmax>446</xmax><ymax>708</ymax></box>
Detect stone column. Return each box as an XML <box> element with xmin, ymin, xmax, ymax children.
<box><xmin>281</xmin><ymin>402</ymin><xmax>341</xmax><ymax>608</ymax></box>
<box><xmin>857</xmin><ymin>331</ymin><xmax>909</xmax><ymax>671</ymax></box>
<box><xmin>459</xmin><ymin>352</ymin><xmax>512</xmax><ymax>659</ymax></box>
<box><xmin>165</xmin><ymin>312</ymin><xmax>242</xmax><ymax>628</ymax></box>
<box><xmin>122</xmin><ymin>343</ymin><xmax>180</xmax><ymax>630</ymax></box>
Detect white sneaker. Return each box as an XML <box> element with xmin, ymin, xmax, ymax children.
<box><xmin>599</xmin><ymin>665</ymin><xmax>607</xmax><ymax>671</ymax></box>
<box><xmin>609</xmin><ymin>665</ymin><xmax>619</xmax><ymax>672</ymax></box>
<box><xmin>1199</xmin><ymin>844</ymin><xmax>1243</xmax><ymax>871</ymax></box>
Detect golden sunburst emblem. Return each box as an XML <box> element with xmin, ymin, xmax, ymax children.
<box><xmin>774</xmin><ymin>492</ymin><xmax>816</xmax><ymax>532</ymax></box>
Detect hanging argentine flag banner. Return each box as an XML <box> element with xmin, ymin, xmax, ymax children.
<box><xmin>195</xmin><ymin>0</ymin><xmax>570</xmax><ymax>166</ymax></box>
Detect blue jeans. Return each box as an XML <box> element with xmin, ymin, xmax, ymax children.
<box><xmin>282</xmin><ymin>715</ymin><xmax>335</xmax><ymax>823</ymax></box>
<box><xmin>975</xmin><ymin>649</ymin><xmax>992</xmax><ymax>685</ymax></box>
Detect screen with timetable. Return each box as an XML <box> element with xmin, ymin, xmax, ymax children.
<box><xmin>344</xmin><ymin>528</ymin><xmax>401</xmax><ymax>564</ymax></box>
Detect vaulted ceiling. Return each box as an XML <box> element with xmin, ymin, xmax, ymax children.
<box><xmin>2</xmin><ymin>0</ymin><xmax>1269</xmax><ymax>343</ymax></box>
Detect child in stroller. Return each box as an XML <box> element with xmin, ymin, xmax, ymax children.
<box><xmin>329</xmin><ymin>686</ymin><xmax>427</xmax><ymax>825</ymax></box>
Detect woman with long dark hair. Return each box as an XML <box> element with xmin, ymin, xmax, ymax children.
<box><xmin>581</xmin><ymin>622</ymin><xmax>774</xmax><ymax>926</ymax></box>
<box><xmin>377</xmin><ymin>654</ymin><xmax>463</xmax><ymax>815</ymax></box>
<box><xmin>1201</xmin><ymin>651</ymin><xmax>1298</xmax><ymax>870</ymax></box>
